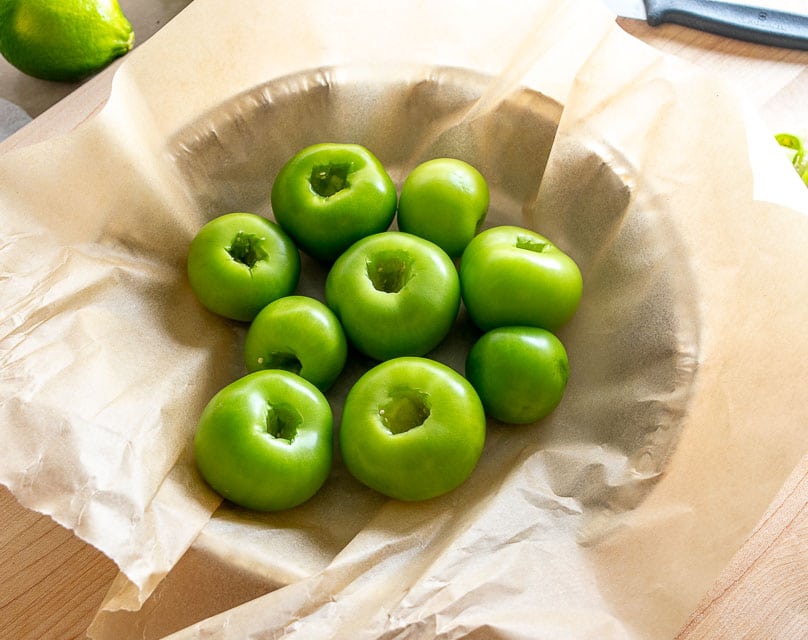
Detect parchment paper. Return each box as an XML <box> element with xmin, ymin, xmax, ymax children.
<box><xmin>1</xmin><ymin>1</ymin><xmax>807</xmax><ymax>639</ymax></box>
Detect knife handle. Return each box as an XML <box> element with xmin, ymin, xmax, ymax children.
<box><xmin>644</xmin><ymin>0</ymin><xmax>808</xmax><ymax>50</ymax></box>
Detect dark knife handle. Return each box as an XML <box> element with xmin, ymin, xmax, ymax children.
<box><xmin>644</xmin><ymin>0</ymin><xmax>808</xmax><ymax>49</ymax></box>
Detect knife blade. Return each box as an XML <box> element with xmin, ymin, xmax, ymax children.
<box><xmin>603</xmin><ymin>0</ymin><xmax>808</xmax><ymax>50</ymax></box>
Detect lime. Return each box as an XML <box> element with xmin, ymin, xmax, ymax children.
<box><xmin>0</xmin><ymin>0</ymin><xmax>134</xmax><ymax>82</ymax></box>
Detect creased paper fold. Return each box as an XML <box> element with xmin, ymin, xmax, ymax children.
<box><xmin>1</xmin><ymin>1</ymin><xmax>807</xmax><ymax>639</ymax></box>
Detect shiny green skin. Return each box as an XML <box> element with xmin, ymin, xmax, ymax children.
<box><xmin>465</xmin><ymin>326</ymin><xmax>569</xmax><ymax>425</ymax></box>
<box><xmin>186</xmin><ymin>212</ymin><xmax>300</xmax><ymax>322</ymax></box>
<box><xmin>459</xmin><ymin>225</ymin><xmax>582</xmax><ymax>332</ymax></box>
<box><xmin>397</xmin><ymin>158</ymin><xmax>489</xmax><ymax>258</ymax></box>
<box><xmin>270</xmin><ymin>143</ymin><xmax>397</xmax><ymax>262</ymax></box>
<box><xmin>325</xmin><ymin>232</ymin><xmax>460</xmax><ymax>361</ymax></box>
<box><xmin>194</xmin><ymin>370</ymin><xmax>333</xmax><ymax>512</ymax></box>
<box><xmin>340</xmin><ymin>357</ymin><xmax>486</xmax><ymax>501</ymax></box>
<box><xmin>243</xmin><ymin>295</ymin><xmax>348</xmax><ymax>392</ymax></box>
<box><xmin>0</xmin><ymin>0</ymin><xmax>134</xmax><ymax>82</ymax></box>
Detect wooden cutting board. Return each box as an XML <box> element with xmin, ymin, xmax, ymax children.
<box><xmin>1</xmin><ymin>6</ymin><xmax>807</xmax><ymax>639</ymax></box>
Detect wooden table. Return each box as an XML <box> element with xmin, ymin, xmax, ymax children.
<box><xmin>1</xmin><ymin>4</ymin><xmax>807</xmax><ymax>639</ymax></box>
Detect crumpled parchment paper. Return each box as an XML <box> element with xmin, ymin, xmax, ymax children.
<box><xmin>1</xmin><ymin>1</ymin><xmax>807</xmax><ymax>638</ymax></box>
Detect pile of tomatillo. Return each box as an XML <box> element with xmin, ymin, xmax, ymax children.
<box><xmin>187</xmin><ymin>143</ymin><xmax>583</xmax><ymax>511</ymax></box>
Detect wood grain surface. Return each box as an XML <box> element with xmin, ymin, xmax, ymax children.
<box><xmin>0</xmin><ymin>486</ymin><xmax>118</xmax><ymax>640</ymax></box>
<box><xmin>676</xmin><ymin>454</ymin><xmax>808</xmax><ymax>640</ymax></box>
<box><xmin>1</xmin><ymin>5</ymin><xmax>807</xmax><ymax>639</ymax></box>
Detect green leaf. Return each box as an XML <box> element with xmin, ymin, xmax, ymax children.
<box><xmin>775</xmin><ymin>132</ymin><xmax>808</xmax><ymax>186</ymax></box>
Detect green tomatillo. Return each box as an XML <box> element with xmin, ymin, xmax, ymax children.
<box><xmin>339</xmin><ymin>357</ymin><xmax>486</xmax><ymax>501</ymax></box>
<box><xmin>324</xmin><ymin>231</ymin><xmax>461</xmax><ymax>361</ymax></box>
<box><xmin>466</xmin><ymin>326</ymin><xmax>569</xmax><ymax>424</ymax></box>
<box><xmin>270</xmin><ymin>143</ymin><xmax>397</xmax><ymax>262</ymax></box>
<box><xmin>397</xmin><ymin>157</ymin><xmax>489</xmax><ymax>258</ymax></box>
<box><xmin>186</xmin><ymin>212</ymin><xmax>300</xmax><ymax>322</ymax></box>
<box><xmin>243</xmin><ymin>295</ymin><xmax>348</xmax><ymax>392</ymax></box>
<box><xmin>460</xmin><ymin>225</ymin><xmax>583</xmax><ymax>332</ymax></box>
<box><xmin>194</xmin><ymin>370</ymin><xmax>334</xmax><ymax>512</ymax></box>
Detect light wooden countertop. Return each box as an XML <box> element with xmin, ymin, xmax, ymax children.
<box><xmin>1</xmin><ymin>3</ymin><xmax>807</xmax><ymax>638</ymax></box>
